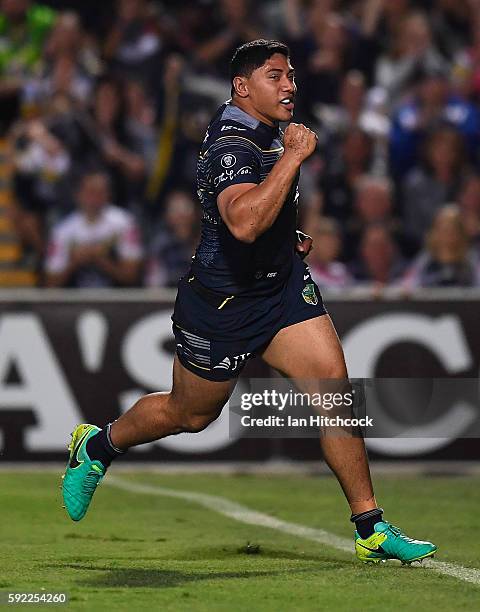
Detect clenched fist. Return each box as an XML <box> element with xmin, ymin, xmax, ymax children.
<box><xmin>284</xmin><ymin>123</ymin><xmax>318</xmax><ymax>164</ymax></box>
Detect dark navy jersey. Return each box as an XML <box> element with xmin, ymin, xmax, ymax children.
<box><xmin>191</xmin><ymin>101</ymin><xmax>300</xmax><ymax>297</ymax></box>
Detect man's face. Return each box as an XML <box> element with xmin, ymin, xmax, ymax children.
<box><xmin>1</xmin><ymin>0</ymin><xmax>30</xmax><ymax>21</ymax></box>
<box><xmin>460</xmin><ymin>178</ymin><xmax>480</xmax><ymax>213</ymax></box>
<box><xmin>361</xmin><ymin>228</ymin><xmax>394</xmax><ymax>267</ymax></box>
<box><xmin>78</xmin><ymin>175</ymin><xmax>109</xmax><ymax>217</ymax></box>
<box><xmin>419</xmin><ymin>76</ymin><xmax>448</xmax><ymax>106</ymax></box>
<box><xmin>356</xmin><ymin>185</ymin><xmax>391</xmax><ymax>222</ymax></box>
<box><xmin>119</xmin><ymin>0</ymin><xmax>144</xmax><ymax>22</ymax></box>
<box><xmin>166</xmin><ymin>192</ymin><xmax>195</xmax><ymax>228</ymax></box>
<box><xmin>238</xmin><ymin>53</ymin><xmax>296</xmax><ymax>124</ymax></box>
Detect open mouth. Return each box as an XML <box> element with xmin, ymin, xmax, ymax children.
<box><xmin>280</xmin><ymin>97</ymin><xmax>294</xmax><ymax>111</ymax></box>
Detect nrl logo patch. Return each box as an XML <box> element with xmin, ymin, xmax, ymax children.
<box><xmin>302</xmin><ymin>283</ymin><xmax>318</xmax><ymax>305</ymax></box>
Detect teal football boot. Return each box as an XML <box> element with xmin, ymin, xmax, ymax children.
<box><xmin>61</xmin><ymin>424</ymin><xmax>106</xmax><ymax>521</ymax></box>
<box><xmin>355</xmin><ymin>521</ymin><xmax>437</xmax><ymax>564</ymax></box>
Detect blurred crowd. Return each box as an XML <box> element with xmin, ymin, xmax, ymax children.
<box><xmin>2</xmin><ymin>0</ymin><xmax>480</xmax><ymax>290</ymax></box>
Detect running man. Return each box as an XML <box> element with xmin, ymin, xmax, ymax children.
<box><xmin>62</xmin><ymin>40</ymin><xmax>436</xmax><ymax>565</ymax></box>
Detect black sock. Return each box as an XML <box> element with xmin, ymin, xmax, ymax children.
<box><xmin>86</xmin><ymin>423</ymin><xmax>125</xmax><ymax>468</ymax></box>
<box><xmin>351</xmin><ymin>508</ymin><xmax>384</xmax><ymax>539</ymax></box>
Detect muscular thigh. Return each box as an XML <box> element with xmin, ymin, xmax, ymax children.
<box><xmin>261</xmin><ymin>315</ymin><xmax>348</xmax><ymax>382</ymax></box>
<box><xmin>263</xmin><ymin>317</ymin><xmax>357</xmax><ymax>438</ymax></box>
<box><xmin>170</xmin><ymin>355</ymin><xmax>234</xmax><ymax>420</ymax></box>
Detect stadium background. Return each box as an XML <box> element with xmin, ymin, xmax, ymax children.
<box><xmin>1</xmin><ymin>0</ymin><xmax>480</xmax><ymax>463</ymax></box>
<box><xmin>2</xmin><ymin>4</ymin><xmax>480</xmax><ymax>610</ymax></box>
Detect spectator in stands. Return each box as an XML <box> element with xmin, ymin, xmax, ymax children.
<box><xmin>402</xmin><ymin>126</ymin><xmax>469</xmax><ymax>250</ymax></box>
<box><xmin>375</xmin><ymin>11</ymin><xmax>448</xmax><ymax>106</ymax></box>
<box><xmin>11</xmin><ymin>117</ymin><xmax>71</xmax><ymax>258</ymax></box>
<box><xmin>286</xmin><ymin>10</ymin><xmax>353</xmax><ymax>115</ymax></box>
<box><xmin>156</xmin><ymin>55</ymin><xmax>218</xmax><ymax>196</ymax></box>
<box><xmin>90</xmin><ymin>78</ymin><xmax>146</xmax><ymax>207</ymax></box>
<box><xmin>344</xmin><ymin>174</ymin><xmax>397</xmax><ymax>261</ymax></box>
<box><xmin>143</xmin><ymin>51</ymin><xmax>216</xmax><ymax>202</ymax></box>
<box><xmin>145</xmin><ymin>190</ymin><xmax>199</xmax><ymax>287</ymax></box>
<box><xmin>4</xmin><ymin>0</ymin><xmax>480</xmax><ymax>292</ymax></box>
<box><xmin>0</xmin><ymin>0</ymin><xmax>57</xmax><ymax>132</ymax></box>
<box><xmin>284</xmin><ymin>0</ymin><xmax>339</xmax><ymax>44</ymax></box>
<box><xmin>356</xmin><ymin>0</ymin><xmax>412</xmax><ymax>85</ymax></box>
<box><xmin>42</xmin><ymin>91</ymin><xmax>97</xmax><ymax>172</ymax></box>
<box><xmin>45</xmin><ymin>170</ymin><xmax>143</xmax><ymax>287</ymax></box>
<box><xmin>315</xmin><ymin>67</ymin><xmax>391</xmax><ymax>158</ymax></box>
<box><xmin>194</xmin><ymin>0</ymin><xmax>263</xmax><ymax>78</ymax></box>
<box><xmin>350</xmin><ymin>222</ymin><xmax>406</xmax><ymax>286</ymax></box>
<box><xmin>457</xmin><ymin>173</ymin><xmax>480</xmax><ymax>248</ymax></box>
<box><xmin>305</xmin><ymin>216</ymin><xmax>352</xmax><ymax>290</ymax></box>
<box><xmin>389</xmin><ymin>65</ymin><xmax>480</xmax><ymax>178</ymax></box>
<box><xmin>172</xmin><ymin>0</ymin><xmax>218</xmax><ymax>57</ymax></box>
<box><xmin>450</xmin><ymin>0</ymin><xmax>480</xmax><ymax>102</ymax></box>
<box><xmin>40</xmin><ymin>12</ymin><xmax>100</xmax><ymax>108</ymax></box>
<box><xmin>124</xmin><ymin>79</ymin><xmax>157</xmax><ymax>173</ymax></box>
<box><xmin>48</xmin><ymin>55</ymin><xmax>93</xmax><ymax>108</ymax></box>
<box><xmin>431</xmin><ymin>0</ymin><xmax>474</xmax><ymax>59</ymax></box>
<box><xmin>314</xmin><ymin>70</ymin><xmax>366</xmax><ymax>137</ymax></box>
<box><xmin>321</xmin><ymin>127</ymin><xmax>374</xmax><ymax>226</ymax></box>
<box><xmin>104</xmin><ymin>0</ymin><xmax>166</xmax><ymax>83</ymax></box>
<box><xmin>403</xmin><ymin>204</ymin><xmax>480</xmax><ymax>289</ymax></box>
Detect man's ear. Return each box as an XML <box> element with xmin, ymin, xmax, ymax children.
<box><xmin>232</xmin><ymin>75</ymin><xmax>249</xmax><ymax>98</ymax></box>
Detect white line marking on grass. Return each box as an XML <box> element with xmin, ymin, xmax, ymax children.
<box><xmin>105</xmin><ymin>476</ymin><xmax>480</xmax><ymax>586</ymax></box>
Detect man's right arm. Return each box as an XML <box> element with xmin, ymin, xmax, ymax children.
<box><xmin>217</xmin><ymin>123</ymin><xmax>317</xmax><ymax>243</ymax></box>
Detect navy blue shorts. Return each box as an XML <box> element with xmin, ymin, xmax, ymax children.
<box><xmin>172</xmin><ymin>255</ymin><xmax>327</xmax><ymax>381</ymax></box>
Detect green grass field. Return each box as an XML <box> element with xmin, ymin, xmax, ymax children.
<box><xmin>1</xmin><ymin>470</ymin><xmax>479</xmax><ymax>611</ymax></box>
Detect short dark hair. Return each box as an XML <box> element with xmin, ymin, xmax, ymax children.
<box><xmin>76</xmin><ymin>169</ymin><xmax>111</xmax><ymax>193</ymax></box>
<box><xmin>230</xmin><ymin>39</ymin><xmax>290</xmax><ymax>96</ymax></box>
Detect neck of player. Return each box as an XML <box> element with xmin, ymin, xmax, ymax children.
<box><xmin>232</xmin><ymin>97</ymin><xmax>278</xmax><ymax>128</ymax></box>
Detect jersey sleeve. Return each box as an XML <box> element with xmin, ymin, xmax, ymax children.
<box><xmin>208</xmin><ymin>136</ymin><xmax>261</xmax><ymax>197</ymax></box>
<box><xmin>44</xmin><ymin>224</ymin><xmax>70</xmax><ymax>274</ymax></box>
<box><xmin>117</xmin><ymin>216</ymin><xmax>143</xmax><ymax>261</ymax></box>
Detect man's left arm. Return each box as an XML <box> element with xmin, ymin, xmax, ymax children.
<box><xmin>93</xmin><ymin>253</ymin><xmax>142</xmax><ymax>286</ymax></box>
<box><xmin>94</xmin><ymin>221</ymin><xmax>143</xmax><ymax>286</ymax></box>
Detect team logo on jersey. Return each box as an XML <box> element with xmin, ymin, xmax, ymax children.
<box><xmin>302</xmin><ymin>283</ymin><xmax>318</xmax><ymax>306</ymax></box>
<box><xmin>221</xmin><ymin>154</ymin><xmax>237</xmax><ymax>168</ymax></box>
